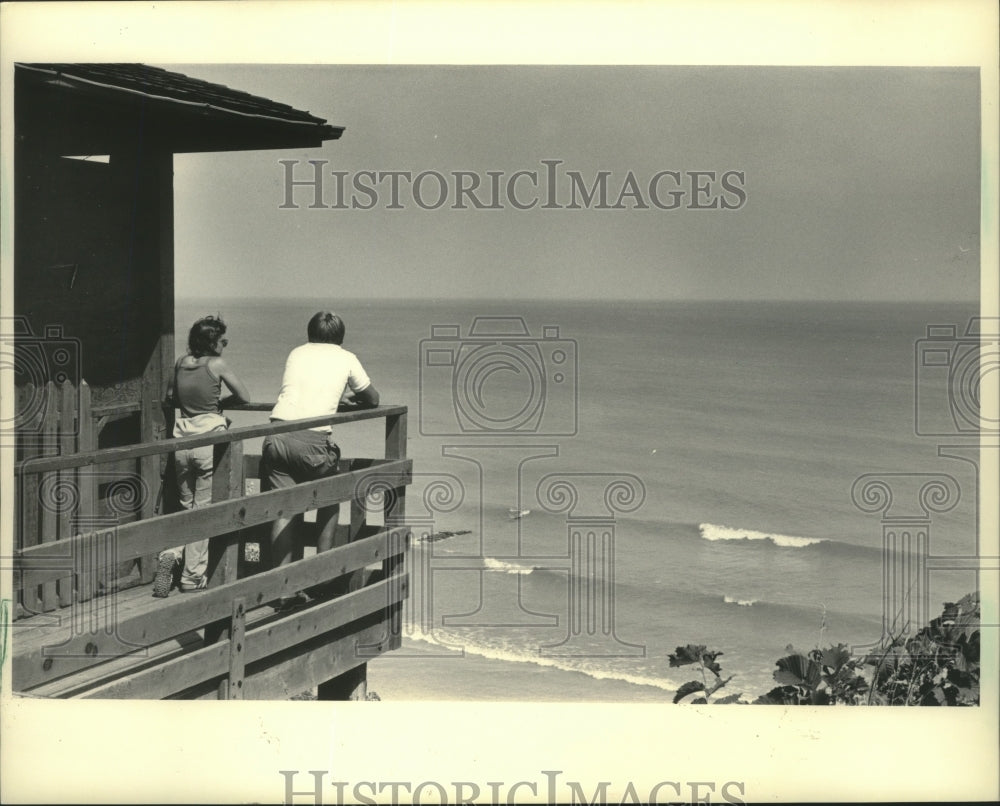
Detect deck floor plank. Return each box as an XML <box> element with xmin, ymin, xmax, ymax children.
<box><xmin>12</xmin><ymin>526</ymin><xmax>408</xmax><ymax>693</ymax></box>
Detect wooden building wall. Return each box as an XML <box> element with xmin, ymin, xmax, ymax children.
<box><xmin>14</xmin><ymin>69</ymin><xmax>174</xmax><ymax>450</ymax></box>
<box><xmin>13</xmin><ymin>70</ymin><xmax>175</xmax><ymax>586</ymax></box>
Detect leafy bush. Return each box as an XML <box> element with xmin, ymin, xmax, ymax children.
<box><xmin>752</xmin><ymin>643</ymin><xmax>869</xmax><ymax>705</ymax></box>
<box><xmin>861</xmin><ymin>591</ymin><xmax>979</xmax><ymax>706</ymax></box>
<box><xmin>668</xmin><ymin>644</ymin><xmax>744</xmax><ymax>704</ymax></box>
<box><xmin>671</xmin><ymin>592</ymin><xmax>980</xmax><ymax>706</ymax></box>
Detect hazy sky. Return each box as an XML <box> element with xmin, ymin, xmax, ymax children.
<box><xmin>166</xmin><ymin>65</ymin><xmax>981</xmax><ymax>301</ymax></box>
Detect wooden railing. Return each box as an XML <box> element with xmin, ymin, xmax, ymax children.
<box><xmin>10</xmin><ymin>404</ymin><xmax>411</xmax><ymax>700</ymax></box>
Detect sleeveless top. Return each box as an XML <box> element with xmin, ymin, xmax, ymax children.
<box><xmin>174</xmin><ymin>357</ymin><xmax>222</xmax><ymax>418</ymax></box>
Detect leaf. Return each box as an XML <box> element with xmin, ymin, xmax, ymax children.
<box><xmin>955</xmin><ymin>686</ymin><xmax>979</xmax><ymax>706</ymax></box>
<box><xmin>819</xmin><ymin>644</ymin><xmax>853</xmax><ymax>672</ymax></box>
<box><xmin>714</xmin><ymin>693</ymin><xmax>744</xmax><ymax>704</ymax></box>
<box><xmin>773</xmin><ymin>653</ymin><xmax>821</xmax><ymax>688</ymax></box>
<box><xmin>753</xmin><ymin>685</ymin><xmax>807</xmax><ymax>706</ymax></box>
<box><xmin>669</xmin><ymin>645</ymin><xmax>707</xmax><ymax>668</ymax></box>
<box><xmin>956</xmin><ymin>591</ymin><xmax>980</xmax><ymax>614</ymax></box>
<box><xmin>672</xmin><ymin>680</ymin><xmax>706</xmax><ymax>704</ymax></box>
<box><xmin>702</xmin><ymin>650</ymin><xmax>724</xmax><ymax>677</ymax></box>
<box><xmin>669</xmin><ymin>645</ymin><xmax>724</xmax><ymax>675</ymax></box>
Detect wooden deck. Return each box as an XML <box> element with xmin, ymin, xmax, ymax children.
<box><xmin>10</xmin><ymin>405</ymin><xmax>411</xmax><ymax>700</ymax></box>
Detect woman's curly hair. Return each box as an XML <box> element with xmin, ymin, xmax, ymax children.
<box><xmin>188</xmin><ymin>315</ymin><xmax>228</xmax><ymax>358</ymax></box>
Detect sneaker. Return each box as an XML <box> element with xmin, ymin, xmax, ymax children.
<box><xmin>152</xmin><ymin>553</ymin><xmax>178</xmax><ymax>598</ymax></box>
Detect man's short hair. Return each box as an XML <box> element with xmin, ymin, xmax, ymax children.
<box><xmin>308</xmin><ymin>311</ymin><xmax>346</xmax><ymax>345</ymax></box>
<box><xmin>188</xmin><ymin>315</ymin><xmax>227</xmax><ymax>357</ymax></box>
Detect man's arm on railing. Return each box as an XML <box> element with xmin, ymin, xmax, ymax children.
<box><xmin>339</xmin><ymin>383</ymin><xmax>380</xmax><ymax>411</ymax></box>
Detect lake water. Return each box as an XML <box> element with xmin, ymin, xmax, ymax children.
<box><xmin>177</xmin><ymin>297</ymin><xmax>981</xmax><ymax>701</ymax></box>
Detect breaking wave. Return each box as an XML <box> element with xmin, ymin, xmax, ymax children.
<box><xmin>699</xmin><ymin>522</ymin><xmax>826</xmax><ymax>548</ymax></box>
<box><xmin>483</xmin><ymin>557</ymin><xmax>536</xmax><ymax>575</ymax></box>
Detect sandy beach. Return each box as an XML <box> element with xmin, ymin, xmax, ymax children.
<box><xmin>367</xmin><ymin>642</ymin><xmax>673</xmax><ymax>703</ymax></box>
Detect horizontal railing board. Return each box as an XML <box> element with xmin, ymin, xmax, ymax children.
<box><xmin>238</xmin><ymin>612</ymin><xmax>396</xmax><ymax>701</ymax></box>
<box><xmin>14</xmin><ymin>527</ymin><xmax>409</xmax><ymax>691</ymax></box>
<box><xmin>16</xmin><ymin>405</ymin><xmax>408</xmax><ymax>475</ymax></box>
<box><xmin>14</xmin><ymin>460</ymin><xmax>411</xmax><ymax>586</ymax></box>
<box><xmin>24</xmin><ymin>631</ymin><xmax>209</xmax><ymax>699</ymax></box>
<box><xmin>182</xmin><ymin>615</ymin><xmax>394</xmax><ymax>701</ymax></box>
<box><xmin>74</xmin><ymin>577</ymin><xmax>406</xmax><ymax>699</ymax></box>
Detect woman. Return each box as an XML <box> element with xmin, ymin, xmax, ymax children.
<box><xmin>153</xmin><ymin>315</ymin><xmax>251</xmax><ymax>597</ymax></box>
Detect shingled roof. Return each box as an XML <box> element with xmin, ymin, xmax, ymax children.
<box><xmin>16</xmin><ymin>62</ymin><xmax>343</xmax><ymax>153</ymax></box>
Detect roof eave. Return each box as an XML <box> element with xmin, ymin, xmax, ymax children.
<box><xmin>16</xmin><ymin>63</ymin><xmax>345</xmax><ymax>153</ymax></box>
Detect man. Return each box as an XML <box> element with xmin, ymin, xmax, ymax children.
<box><xmin>260</xmin><ymin>311</ymin><xmax>379</xmax><ymax>610</ymax></box>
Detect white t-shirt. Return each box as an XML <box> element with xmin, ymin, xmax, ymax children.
<box><xmin>270</xmin><ymin>343</ymin><xmax>372</xmax><ymax>430</ymax></box>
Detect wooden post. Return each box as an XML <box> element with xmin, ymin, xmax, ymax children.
<box><xmin>383</xmin><ymin>411</ymin><xmax>407</xmax><ymax>649</ymax></box>
<box><xmin>156</xmin><ymin>149</ymin><xmax>175</xmax><ymax>418</ymax></box>
<box><xmin>136</xmin><ymin>356</ymin><xmax>163</xmax><ymax>585</ymax></box>
<box><xmin>239</xmin><ymin>453</ymin><xmax>264</xmax><ymax>577</ymax></box>
<box><xmin>336</xmin><ymin>459</ymin><xmax>367</xmax><ymax>594</ymax></box>
<box><xmin>347</xmin><ymin>495</ymin><xmax>367</xmax><ymax>592</ymax></box>
<box><xmin>160</xmin><ymin>403</ymin><xmax>178</xmax><ymax>516</ymax></box>
<box><xmin>384</xmin><ymin>410</ymin><xmax>407</xmax><ymax>533</ymax></box>
<box><xmin>222</xmin><ymin>597</ymin><xmax>247</xmax><ymax>700</ymax></box>
<box><xmin>318</xmin><ymin>410</ymin><xmax>408</xmax><ymax>701</ymax></box>
<box><xmin>385</xmin><ymin>410</ymin><xmax>407</xmax><ymax>463</ymax></box>
<box><xmin>76</xmin><ymin>382</ymin><xmax>96</xmax><ymax>603</ymax></box>
<box><xmin>317</xmin><ymin>664</ymin><xmax>368</xmax><ymax>701</ymax></box>
<box><xmin>204</xmin><ymin>439</ymin><xmax>244</xmax><ymax>650</ymax></box>
<box><xmin>209</xmin><ymin>439</ymin><xmax>244</xmax><ymax>587</ymax></box>
<box><xmin>39</xmin><ymin>382</ymin><xmax>60</xmax><ymax>612</ymax></box>
<box><xmin>150</xmin><ymin>147</ymin><xmax>175</xmax><ymax>577</ymax></box>
<box><xmin>18</xmin><ymin>383</ymin><xmax>42</xmax><ymax>616</ymax></box>
<box><xmin>56</xmin><ymin>380</ymin><xmax>77</xmax><ymax>607</ymax></box>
